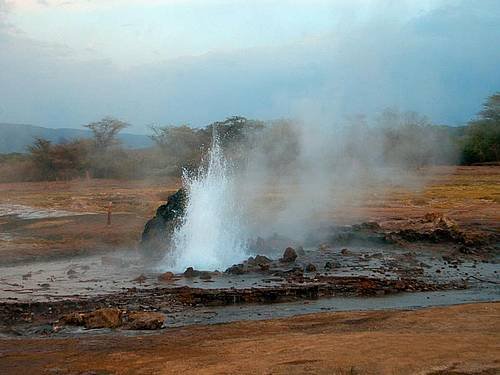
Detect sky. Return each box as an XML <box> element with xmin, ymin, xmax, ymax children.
<box><xmin>0</xmin><ymin>0</ymin><xmax>499</xmax><ymax>133</ymax></box>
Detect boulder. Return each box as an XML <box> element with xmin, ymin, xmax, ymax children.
<box><xmin>125</xmin><ymin>312</ymin><xmax>165</xmax><ymax>330</ymax></box>
<box><xmin>83</xmin><ymin>308</ymin><xmax>122</xmax><ymax>329</ymax></box>
<box><xmin>141</xmin><ymin>188</ymin><xmax>187</xmax><ymax>259</ymax></box>
<box><xmin>281</xmin><ymin>247</ymin><xmax>297</xmax><ymax>262</ymax></box>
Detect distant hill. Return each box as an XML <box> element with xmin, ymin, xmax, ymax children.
<box><xmin>0</xmin><ymin>123</ymin><xmax>153</xmax><ymax>154</ymax></box>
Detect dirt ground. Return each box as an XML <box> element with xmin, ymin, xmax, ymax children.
<box><xmin>0</xmin><ymin>166</ymin><xmax>498</xmax><ymax>264</ymax></box>
<box><xmin>0</xmin><ymin>302</ymin><xmax>498</xmax><ymax>375</ymax></box>
<box><xmin>0</xmin><ymin>166</ymin><xmax>498</xmax><ymax>375</ymax></box>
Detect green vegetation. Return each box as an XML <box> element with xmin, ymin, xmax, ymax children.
<box><xmin>461</xmin><ymin>93</ymin><xmax>500</xmax><ymax>164</ymax></box>
<box><xmin>0</xmin><ymin>94</ymin><xmax>498</xmax><ymax>182</ymax></box>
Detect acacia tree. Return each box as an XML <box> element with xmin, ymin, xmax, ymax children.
<box><xmin>84</xmin><ymin>117</ymin><xmax>130</xmax><ymax>178</ymax></box>
<box><xmin>84</xmin><ymin>117</ymin><xmax>129</xmax><ymax>151</ymax></box>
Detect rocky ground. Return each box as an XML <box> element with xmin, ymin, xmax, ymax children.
<box><xmin>0</xmin><ymin>166</ymin><xmax>498</xmax><ymax>374</ymax></box>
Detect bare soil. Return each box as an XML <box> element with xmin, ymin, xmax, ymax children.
<box><xmin>0</xmin><ymin>166</ymin><xmax>498</xmax><ymax>264</ymax></box>
<box><xmin>0</xmin><ymin>302</ymin><xmax>498</xmax><ymax>375</ymax></box>
<box><xmin>0</xmin><ymin>166</ymin><xmax>498</xmax><ymax>374</ymax></box>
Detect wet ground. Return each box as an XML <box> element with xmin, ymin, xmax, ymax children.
<box><xmin>0</xmin><ymin>170</ymin><xmax>498</xmax><ymax>339</ymax></box>
<box><xmin>0</xmin><ymin>243</ymin><xmax>497</xmax><ymax>303</ymax></box>
<box><xmin>0</xmin><ymin>233</ymin><xmax>498</xmax><ymax>337</ymax></box>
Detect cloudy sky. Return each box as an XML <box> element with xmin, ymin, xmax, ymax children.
<box><xmin>0</xmin><ymin>0</ymin><xmax>499</xmax><ymax>133</ymax></box>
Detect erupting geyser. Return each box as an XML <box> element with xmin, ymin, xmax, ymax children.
<box><xmin>162</xmin><ymin>134</ymin><xmax>248</xmax><ymax>271</ymax></box>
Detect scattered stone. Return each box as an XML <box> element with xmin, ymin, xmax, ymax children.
<box><xmin>225</xmin><ymin>264</ymin><xmax>246</xmax><ymax>275</ymax></box>
<box><xmin>258</xmin><ymin>263</ymin><xmax>270</xmax><ymax>271</ymax></box>
<box><xmin>22</xmin><ymin>272</ymin><xmax>32</xmax><ymax>280</ymax></box>
<box><xmin>319</xmin><ymin>244</ymin><xmax>328</xmax><ymax>251</ymax></box>
<box><xmin>158</xmin><ymin>272</ymin><xmax>174</xmax><ymax>282</ymax></box>
<box><xmin>305</xmin><ymin>263</ymin><xmax>317</xmax><ymax>272</ymax></box>
<box><xmin>67</xmin><ymin>269</ymin><xmax>77</xmax><ymax>276</ymax></box>
<box><xmin>254</xmin><ymin>255</ymin><xmax>272</xmax><ymax>264</ymax></box>
<box><xmin>341</xmin><ymin>248</ymin><xmax>350</xmax><ymax>255</ymax></box>
<box><xmin>124</xmin><ymin>311</ymin><xmax>165</xmax><ymax>330</ymax></box>
<box><xmin>282</xmin><ymin>247</ymin><xmax>297</xmax><ymax>262</ymax></box>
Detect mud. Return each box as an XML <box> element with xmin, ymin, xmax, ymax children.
<box><xmin>0</xmin><ymin>170</ymin><xmax>498</xmax><ymax>341</ymax></box>
<box><xmin>0</xmin><ymin>217</ymin><xmax>497</xmax><ymax>337</ymax></box>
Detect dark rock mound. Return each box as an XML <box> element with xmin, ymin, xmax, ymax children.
<box><xmin>141</xmin><ymin>188</ymin><xmax>187</xmax><ymax>259</ymax></box>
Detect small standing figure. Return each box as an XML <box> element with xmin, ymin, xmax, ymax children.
<box><xmin>107</xmin><ymin>201</ymin><xmax>112</xmax><ymax>226</ymax></box>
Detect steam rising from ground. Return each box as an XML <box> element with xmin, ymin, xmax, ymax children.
<box><xmin>166</xmin><ymin>135</ymin><xmax>248</xmax><ymax>272</ymax></box>
<box><xmin>162</xmin><ymin>113</ymin><xmax>459</xmax><ymax>271</ymax></box>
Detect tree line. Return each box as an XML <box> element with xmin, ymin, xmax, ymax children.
<box><xmin>0</xmin><ymin>93</ymin><xmax>498</xmax><ymax>182</ymax></box>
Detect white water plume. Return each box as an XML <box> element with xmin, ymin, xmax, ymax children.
<box><xmin>165</xmin><ymin>135</ymin><xmax>248</xmax><ymax>272</ymax></box>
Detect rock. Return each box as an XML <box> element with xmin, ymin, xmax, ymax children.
<box><xmin>225</xmin><ymin>264</ymin><xmax>246</xmax><ymax>275</ymax></box>
<box><xmin>83</xmin><ymin>308</ymin><xmax>122</xmax><ymax>329</ymax></box>
<box><xmin>133</xmin><ymin>274</ymin><xmax>147</xmax><ymax>283</ymax></box>
<box><xmin>125</xmin><ymin>311</ymin><xmax>165</xmax><ymax>330</ymax></box>
<box><xmin>22</xmin><ymin>272</ymin><xmax>32</xmax><ymax>280</ymax></box>
<box><xmin>258</xmin><ymin>263</ymin><xmax>270</xmax><ymax>271</ymax></box>
<box><xmin>341</xmin><ymin>248</ymin><xmax>350</xmax><ymax>255</ymax></box>
<box><xmin>282</xmin><ymin>247</ymin><xmax>297</xmax><ymax>262</ymax></box>
<box><xmin>296</xmin><ymin>246</ymin><xmax>306</xmax><ymax>256</ymax></box>
<box><xmin>245</xmin><ymin>255</ymin><xmax>272</xmax><ymax>272</ymax></box>
<box><xmin>305</xmin><ymin>263</ymin><xmax>317</xmax><ymax>272</ymax></box>
<box><xmin>141</xmin><ymin>188</ymin><xmax>187</xmax><ymax>259</ymax></box>
<box><xmin>60</xmin><ymin>312</ymin><xmax>85</xmax><ymax>326</ymax></box>
<box><xmin>183</xmin><ymin>267</ymin><xmax>201</xmax><ymax>278</ymax></box>
<box><xmin>158</xmin><ymin>272</ymin><xmax>174</xmax><ymax>282</ymax></box>
<box><xmin>254</xmin><ymin>255</ymin><xmax>272</xmax><ymax>264</ymax></box>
